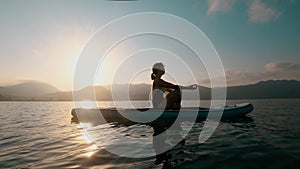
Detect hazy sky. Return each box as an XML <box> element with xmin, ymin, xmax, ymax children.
<box><xmin>0</xmin><ymin>0</ymin><xmax>299</xmax><ymax>90</ymax></box>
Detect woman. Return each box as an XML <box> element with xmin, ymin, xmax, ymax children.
<box><xmin>151</xmin><ymin>62</ymin><xmax>197</xmax><ymax>110</ymax></box>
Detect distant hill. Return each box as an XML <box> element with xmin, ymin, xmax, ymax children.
<box><xmin>226</xmin><ymin>80</ymin><xmax>300</xmax><ymax>99</ymax></box>
<box><xmin>38</xmin><ymin>85</ymin><xmax>112</xmax><ymax>101</ymax></box>
<box><xmin>37</xmin><ymin>80</ymin><xmax>300</xmax><ymax>101</ymax></box>
<box><xmin>0</xmin><ymin>81</ymin><xmax>60</xmax><ymax>99</ymax></box>
<box><xmin>0</xmin><ymin>94</ymin><xmax>8</xmax><ymax>100</ymax></box>
<box><xmin>37</xmin><ymin>91</ymin><xmax>72</xmax><ymax>101</ymax></box>
<box><xmin>0</xmin><ymin>80</ymin><xmax>299</xmax><ymax>101</ymax></box>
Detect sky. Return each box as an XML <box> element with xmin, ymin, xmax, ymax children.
<box><xmin>0</xmin><ymin>0</ymin><xmax>299</xmax><ymax>90</ymax></box>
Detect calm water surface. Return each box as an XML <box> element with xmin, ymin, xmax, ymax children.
<box><xmin>0</xmin><ymin>99</ymin><xmax>299</xmax><ymax>169</ymax></box>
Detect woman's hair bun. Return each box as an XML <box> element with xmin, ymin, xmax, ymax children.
<box><xmin>151</xmin><ymin>73</ymin><xmax>156</xmax><ymax>80</ymax></box>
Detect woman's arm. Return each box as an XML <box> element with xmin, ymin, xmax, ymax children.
<box><xmin>180</xmin><ymin>84</ymin><xmax>198</xmax><ymax>90</ymax></box>
<box><xmin>158</xmin><ymin>79</ymin><xmax>180</xmax><ymax>90</ymax></box>
<box><xmin>158</xmin><ymin>79</ymin><xmax>197</xmax><ymax>90</ymax></box>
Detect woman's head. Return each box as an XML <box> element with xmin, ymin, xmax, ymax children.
<box><xmin>151</xmin><ymin>62</ymin><xmax>165</xmax><ymax>80</ymax></box>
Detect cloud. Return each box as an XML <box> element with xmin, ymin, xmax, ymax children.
<box><xmin>228</xmin><ymin>62</ymin><xmax>300</xmax><ymax>86</ymax></box>
<box><xmin>263</xmin><ymin>62</ymin><xmax>300</xmax><ymax>81</ymax></box>
<box><xmin>265</xmin><ymin>62</ymin><xmax>300</xmax><ymax>72</ymax></box>
<box><xmin>206</xmin><ymin>0</ymin><xmax>282</xmax><ymax>23</ymax></box>
<box><xmin>248</xmin><ymin>0</ymin><xmax>281</xmax><ymax>23</ymax></box>
<box><xmin>207</xmin><ymin>0</ymin><xmax>236</xmax><ymax>14</ymax></box>
<box><xmin>199</xmin><ymin>62</ymin><xmax>300</xmax><ymax>87</ymax></box>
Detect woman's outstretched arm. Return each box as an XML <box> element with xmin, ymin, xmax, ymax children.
<box><xmin>157</xmin><ymin>79</ymin><xmax>197</xmax><ymax>90</ymax></box>
<box><xmin>180</xmin><ymin>84</ymin><xmax>198</xmax><ymax>90</ymax></box>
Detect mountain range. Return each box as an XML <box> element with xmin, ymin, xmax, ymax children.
<box><xmin>0</xmin><ymin>80</ymin><xmax>299</xmax><ymax>101</ymax></box>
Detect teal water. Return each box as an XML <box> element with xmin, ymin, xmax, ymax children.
<box><xmin>0</xmin><ymin>99</ymin><xmax>299</xmax><ymax>169</ymax></box>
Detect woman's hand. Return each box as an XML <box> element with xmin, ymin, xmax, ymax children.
<box><xmin>189</xmin><ymin>84</ymin><xmax>198</xmax><ymax>90</ymax></box>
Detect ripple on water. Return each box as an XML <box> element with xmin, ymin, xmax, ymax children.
<box><xmin>0</xmin><ymin>100</ymin><xmax>300</xmax><ymax>168</ymax></box>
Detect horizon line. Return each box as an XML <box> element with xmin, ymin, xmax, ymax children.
<box><xmin>1</xmin><ymin>79</ymin><xmax>299</xmax><ymax>92</ymax></box>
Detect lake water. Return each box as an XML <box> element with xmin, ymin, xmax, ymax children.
<box><xmin>0</xmin><ymin>99</ymin><xmax>299</xmax><ymax>169</ymax></box>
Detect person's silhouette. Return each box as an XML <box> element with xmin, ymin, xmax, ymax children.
<box><xmin>151</xmin><ymin>62</ymin><xmax>197</xmax><ymax>110</ymax></box>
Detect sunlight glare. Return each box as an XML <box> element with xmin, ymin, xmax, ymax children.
<box><xmin>79</xmin><ymin>101</ymin><xmax>97</xmax><ymax>109</ymax></box>
<box><xmin>79</xmin><ymin>124</ymin><xmax>94</xmax><ymax>144</ymax></box>
<box><xmin>83</xmin><ymin>142</ymin><xmax>98</xmax><ymax>158</ymax></box>
<box><xmin>84</xmin><ymin>151</ymin><xmax>95</xmax><ymax>157</ymax></box>
<box><xmin>81</xmin><ymin>131</ymin><xmax>93</xmax><ymax>143</ymax></box>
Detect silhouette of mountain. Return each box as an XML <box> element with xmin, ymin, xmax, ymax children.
<box><xmin>72</xmin><ymin>86</ymin><xmax>112</xmax><ymax>101</ymax></box>
<box><xmin>226</xmin><ymin>80</ymin><xmax>300</xmax><ymax>99</ymax></box>
<box><xmin>38</xmin><ymin>86</ymin><xmax>112</xmax><ymax>101</ymax></box>
<box><xmin>0</xmin><ymin>94</ymin><xmax>7</xmax><ymax>100</ymax></box>
<box><xmin>37</xmin><ymin>91</ymin><xmax>72</xmax><ymax>101</ymax></box>
<box><xmin>129</xmin><ymin>83</ymin><xmax>152</xmax><ymax>100</ymax></box>
<box><xmin>90</xmin><ymin>80</ymin><xmax>300</xmax><ymax>100</ymax></box>
<box><xmin>0</xmin><ymin>81</ymin><xmax>60</xmax><ymax>98</ymax></box>
<box><xmin>0</xmin><ymin>80</ymin><xmax>299</xmax><ymax>101</ymax></box>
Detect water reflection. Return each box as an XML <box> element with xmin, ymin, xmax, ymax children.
<box><xmin>223</xmin><ymin>116</ymin><xmax>256</xmax><ymax>130</ymax></box>
<box><xmin>83</xmin><ymin>144</ymin><xmax>98</xmax><ymax>157</ymax></box>
<box><xmin>72</xmin><ymin>114</ymin><xmax>255</xmax><ymax>167</ymax></box>
<box><xmin>151</xmin><ymin>120</ymin><xmax>187</xmax><ymax>168</ymax></box>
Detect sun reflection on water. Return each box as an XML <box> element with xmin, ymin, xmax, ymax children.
<box><xmin>84</xmin><ymin>144</ymin><xmax>98</xmax><ymax>157</ymax></box>
<box><xmin>77</xmin><ymin>123</ymin><xmax>99</xmax><ymax>157</ymax></box>
<box><xmin>77</xmin><ymin>123</ymin><xmax>93</xmax><ymax>144</ymax></box>
<box><xmin>84</xmin><ymin>151</ymin><xmax>95</xmax><ymax>157</ymax></box>
<box><xmin>81</xmin><ymin>130</ymin><xmax>93</xmax><ymax>144</ymax></box>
